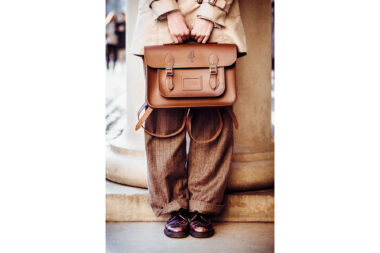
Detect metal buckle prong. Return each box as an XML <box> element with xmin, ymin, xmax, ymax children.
<box><xmin>166</xmin><ymin>67</ymin><xmax>173</xmax><ymax>76</ymax></box>
<box><xmin>209</xmin><ymin>65</ymin><xmax>217</xmax><ymax>75</ymax></box>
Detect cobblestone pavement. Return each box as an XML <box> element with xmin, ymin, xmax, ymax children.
<box><xmin>106</xmin><ymin>63</ymin><xmax>127</xmax><ymax>145</ymax></box>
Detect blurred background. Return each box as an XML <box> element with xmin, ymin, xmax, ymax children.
<box><xmin>105</xmin><ymin>0</ymin><xmax>127</xmax><ymax>145</ymax></box>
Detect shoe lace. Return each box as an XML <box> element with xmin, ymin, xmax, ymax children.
<box><xmin>190</xmin><ymin>211</ymin><xmax>210</xmax><ymax>224</ymax></box>
<box><xmin>168</xmin><ymin>209</ymin><xmax>188</xmax><ymax>223</ymax></box>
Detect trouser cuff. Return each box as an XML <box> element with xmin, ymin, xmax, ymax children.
<box><xmin>153</xmin><ymin>198</ymin><xmax>188</xmax><ymax>217</ymax></box>
<box><xmin>189</xmin><ymin>199</ymin><xmax>224</xmax><ymax>215</ymax></box>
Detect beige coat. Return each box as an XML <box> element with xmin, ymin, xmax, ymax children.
<box><xmin>130</xmin><ymin>0</ymin><xmax>247</xmax><ymax>57</ymax></box>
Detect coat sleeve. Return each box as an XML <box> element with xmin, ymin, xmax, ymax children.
<box><xmin>149</xmin><ymin>0</ymin><xmax>179</xmax><ymax>21</ymax></box>
<box><xmin>196</xmin><ymin>0</ymin><xmax>234</xmax><ymax>28</ymax></box>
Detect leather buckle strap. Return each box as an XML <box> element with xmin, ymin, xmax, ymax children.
<box><xmin>209</xmin><ymin>53</ymin><xmax>219</xmax><ymax>90</ymax></box>
<box><xmin>186</xmin><ymin>108</ymin><xmax>223</xmax><ymax>144</ymax></box>
<box><xmin>135</xmin><ymin>102</ymin><xmax>152</xmax><ymax>131</ymax></box>
<box><xmin>165</xmin><ymin>53</ymin><xmax>175</xmax><ymax>91</ymax></box>
<box><xmin>136</xmin><ymin>102</ymin><xmax>188</xmax><ymax>138</ymax></box>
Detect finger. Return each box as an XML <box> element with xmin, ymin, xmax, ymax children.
<box><xmin>189</xmin><ymin>21</ymin><xmax>194</xmax><ymax>31</ymax></box>
<box><xmin>178</xmin><ymin>32</ymin><xmax>184</xmax><ymax>41</ymax></box>
<box><xmin>197</xmin><ymin>35</ymin><xmax>204</xmax><ymax>43</ymax></box>
<box><xmin>171</xmin><ymin>34</ymin><xmax>179</xmax><ymax>44</ymax></box>
<box><xmin>193</xmin><ymin>30</ymin><xmax>200</xmax><ymax>39</ymax></box>
<box><xmin>184</xmin><ymin>29</ymin><xmax>190</xmax><ymax>40</ymax></box>
<box><xmin>177</xmin><ymin>35</ymin><xmax>183</xmax><ymax>43</ymax></box>
<box><xmin>202</xmin><ymin>34</ymin><xmax>210</xmax><ymax>44</ymax></box>
<box><xmin>190</xmin><ymin>29</ymin><xmax>196</xmax><ymax>38</ymax></box>
<box><xmin>178</xmin><ymin>31</ymin><xmax>187</xmax><ymax>42</ymax></box>
<box><xmin>202</xmin><ymin>28</ymin><xmax>212</xmax><ymax>43</ymax></box>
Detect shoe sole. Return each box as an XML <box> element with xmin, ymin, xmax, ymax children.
<box><xmin>163</xmin><ymin>228</ymin><xmax>189</xmax><ymax>238</ymax></box>
<box><xmin>190</xmin><ymin>229</ymin><xmax>214</xmax><ymax>238</ymax></box>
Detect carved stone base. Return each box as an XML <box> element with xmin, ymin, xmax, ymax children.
<box><xmin>106</xmin><ymin>138</ymin><xmax>274</xmax><ymax>191</ymax></box>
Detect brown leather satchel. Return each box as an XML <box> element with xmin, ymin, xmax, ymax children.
<box><xmin>135</xmin><ymin>43</ymin><xmax>239</xmax><ymax>144</ymax></box>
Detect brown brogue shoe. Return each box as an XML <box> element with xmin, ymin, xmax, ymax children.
<box><xmin>163</xmin><ymin>208</ymin><xmax>189</xmax><ymax>238</ymax></box>
<box><xmin>189</xmin><ymin>211</ymin><xmax>214</xmax><ymax>238</ymax></box>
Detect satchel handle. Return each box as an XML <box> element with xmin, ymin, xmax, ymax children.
<box><xmin>136</xmin><ymin>102</ymin><xmax>188</xmax><ymax>138</ymax></box>
<box><xmin>163</xmin><ymin>41</ymin><xmax>218</xmax><ymax>45</ymax></box>
<box><xmin>186</xmin><ymin>108</ymin><xmax>223</xmax><ymax>144</ymax></box>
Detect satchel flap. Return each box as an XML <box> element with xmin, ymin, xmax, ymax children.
<box><xmin>144</xmin><ymin>44</ymin><xmax>237</xmax><ymax>68</ymax></box>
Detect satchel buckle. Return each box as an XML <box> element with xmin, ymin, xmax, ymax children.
<box><xmin>209</xmin><ymin>65</ymin><xmax>217</xmax><ymax>75</ymax></box>
<box><xmin>166</xmin><ymin>67</ymin><xmax>173</xmax><ymax>76</ymax></box>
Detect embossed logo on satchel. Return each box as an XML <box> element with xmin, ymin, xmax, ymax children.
<box><xmin>188</xmin><ymin>50</ymin><xmax>195</xmax><ymax>62</ymax></box>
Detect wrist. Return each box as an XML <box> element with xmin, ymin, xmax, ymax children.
<box><xmin>166</xmin><ymin>10</ymin><xmax>181</xmax><ymax>21</ymax></box>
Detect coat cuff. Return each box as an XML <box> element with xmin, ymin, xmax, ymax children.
<box><xmin>150</xmin><ymin>0</ymin><xmax>179</xmax><ymax>21</ymax></box>
<box><xmin>197</xmin><ymin>15</ymin><xmax>222</xmax><ymax>28</ymax></box>
<box><xmin>196</xmin><ymin>2</ymin><xmax>228</xmax><ymax>27</ymax></box>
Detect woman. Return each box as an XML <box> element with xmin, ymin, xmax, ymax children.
<box><xmin>130</xmin><ymin>0</ymin><xmax>247</xmax><ymax>238</ymax></box>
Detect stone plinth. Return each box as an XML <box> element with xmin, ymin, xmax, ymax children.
<box><xmin>106</xmin><ymin>180</ymin><xmax>274</xmax><ymax>222</ymax></box>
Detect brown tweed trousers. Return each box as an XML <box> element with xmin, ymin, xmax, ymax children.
<box><xmin>141</xmin><ymin>58</ymin><xmax>233</xmax><ymax>217</ymax></box>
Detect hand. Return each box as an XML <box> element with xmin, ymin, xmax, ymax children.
<box><xmin>190</xmin><ymin>18</ymin><xmax>214</xmax><ymax>44</ymax></box>
<box><xmin>167</xmin><ymin>10</ymin><xmax>190</xmax><ymax>44</ymax></box>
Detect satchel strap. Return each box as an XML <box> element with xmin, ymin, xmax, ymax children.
<box><xmin>135</xmin><ymin>101</ymin><xmax>152</xmax><ymax>131</ymax></box>
<box><xmin>136</xmin><ymin>102</ymin><xmax>188</xmax><ymax>138</ymax></box>
<box><xmin>135</xmin><ymin>103</ymin><xmax>238</xmax><ymax>142</ymax></box>
<box><xmin>226</xmin><ymin>106</ymin><xmax>239</xmax><ymax>129</ymax></box>
<box><xmin>186</xmin><ymin>108</ymin><xmax>223</xmax><ymax>144</ymax></box>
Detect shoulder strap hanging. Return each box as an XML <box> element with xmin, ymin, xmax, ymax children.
<box><xmin>226</xmin><ymin>106</ymin><xmax>239</xmax><ymax>129</ymax></box>
<box><xmin>186</xmin><ymin>108</ymin><xmax>224</xmax><ymax>144</ymax></box>
<box><xmin>136</xmin><ymin>103</ymin><xmax>238</xmax><ymax>142</ymax></box>
<box><xmin>135</xmin><ymin>102</ymin><xmax>152</xmax><ymax>131</ymax></box>
<box><xmin>136</xmin><ymin>102</ymin><xmax>188</xmax><ymax>138</ymax></box>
